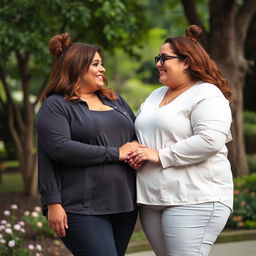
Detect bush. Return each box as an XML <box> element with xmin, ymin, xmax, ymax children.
<box><xmin>244</xmin><ymin>123</ymin><xmax>256</xmax><ymax>154</ymax></box>
<box><xmin>226</xmin><ymin>173</ymin><xmax>256</xmax><ymax>229</ymax></box>
<box><xmin>244</xmin><ymin>111</ymin><xmax>256</xmax><ymax>154</ymax></box>
<box><xmin>0</xmin><ymin>204</ymin><xmax>43</xmax><ymax>256</ymax></box>
<box><xmin>248</xmin><ymin>154</ymin><xmax>256</xmax><ymax>173</ymax></box>
<box><xmin>244</xmin><ymin>111</ymin><xmax>256</xmax><ymax>123</ymax></box>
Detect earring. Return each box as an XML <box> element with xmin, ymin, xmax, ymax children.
<box><xmin>183</xmin><ymin>69</ymin><xmax>187</xmax><ymax>73</ymax></box>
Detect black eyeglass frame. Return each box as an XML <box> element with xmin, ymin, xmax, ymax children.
<box><xmin>154</xmin><ymin>55</ymin><xmax>182</xmax><ymax>65</ymax></box>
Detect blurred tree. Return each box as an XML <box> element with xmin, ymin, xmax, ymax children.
<box><xmin>244</xmin><ymin>16</ymin><xmax>256</xmax><ymax>112</ymax></box>
<box><xmin>0</xmin><ymin>0</ymin><xmax>148</xmax><ymax>196</ymax></box>
<box><xmin>181</xmin><ymin>0</ymin><xmax>256</xmax><ymax>177</ymax></box>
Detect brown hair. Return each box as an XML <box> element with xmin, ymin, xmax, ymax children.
<box><xmin>164</xmin><ymin>25</ymin><xmax>232</xmax><ymax>101</ymax></box>
<box><xmin>40</xmin><ymin>33</ymin><xmax>117</xmax><ymax>102</ymax></box>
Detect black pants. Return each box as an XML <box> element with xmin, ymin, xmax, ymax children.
<box><xmin>61</xmin><ymin>210</ymin><xmax>138</xmax><ymax>256</ymax></box>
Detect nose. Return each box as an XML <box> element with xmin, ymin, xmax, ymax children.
<box><xmin>99</xmin><ymin>64</ymin><xmax>105</xmax><ymax>72</ymax></box>
<box><xmin>155</xmin><ymin>61</ymin><xmax>162</xmax><ymax>68</ymax></box>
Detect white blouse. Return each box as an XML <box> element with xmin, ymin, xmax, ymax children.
<box><xmin>135</xmin><ymin>81</ymin><xmax>233</xmax><ymax>209</ymax></box>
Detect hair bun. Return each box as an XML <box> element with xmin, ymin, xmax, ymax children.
<box><xmin>185</xmin><ymin>25</ymin><xmax>203</xmax><ymax>41</ymax></box>
<box><xmin>48</xmin><ymin>32</ymin><xmax>72</xmax><ymax>57</ymax></box>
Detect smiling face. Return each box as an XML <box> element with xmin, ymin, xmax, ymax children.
<box><xmin>156</xmin><ymin>43</ymin><xmax>190</xmax><ymax>89</ymax></box>
<box><xmin>80</xmin><ymin>52</ymin><xmax>106</xmax><ymax>93</ymax></box>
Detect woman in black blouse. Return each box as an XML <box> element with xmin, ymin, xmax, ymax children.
<box><xmin>36</xmin><ymin>33</ymin><xmax>139</xmax><ymax>256</ymax></box>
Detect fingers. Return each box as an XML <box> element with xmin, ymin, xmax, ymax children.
<box><xmin>49</xmin><ymin>217</ymin><xmax>67</xmax><ymax>237</ymax></box>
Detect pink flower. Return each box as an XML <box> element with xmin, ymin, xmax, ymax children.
<box><xmin>28</xmin><ymin>244</ymin><xmax>35</xmax><ymax>250</ymax></box>
<box><xmin>8</xmin><ymin>240</ymin><xmax>16</xmax><ymax>247</ymax></box>
<box><xmin>10</xmin><ymin>204</ymin><xmax>18</xmax><ymax>210</ymax></box>
<box><xmin>31</xmin><ymin>212</ymin><xmax>39</xmax><ymax>218</ymax></box>
<box><xmin>0</xmin><ymin>220</ymin><xmax>7</xmax><ymax>225</ymax></box>
<box><xmin>36</xmin><ymin>244</ymin><xmax>42</xmax><ymax>251</ymax></box>
<box><xmin>14</xmin><ymin>224</ymin><xmax>21</xmax><ymax>231</ymax></box>
<box><xmin>3</xmin><ymin>210</ymin><xmax>10</xmax><ymax>216</ymax></box>
<box><xmin>24</xmin><ymin>211</ymin><xmax>30</xmax><ymax>216</ymax></box>
<box><xmin>34</xmin><ymin>206</ymin><xmax>41</xmax><ymax>213</ymax></box>
<box><xmin>5</xmin><ymin>228</ymin><xmax>13</xmax><ymax>235</ymax></box>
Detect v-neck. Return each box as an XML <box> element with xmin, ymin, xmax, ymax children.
<box><xmin>157</xmin><ymin>82</ymin><xmax>199</xmax><ymax>109</ymax></box>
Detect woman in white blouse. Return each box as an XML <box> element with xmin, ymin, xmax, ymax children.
<box><xmin>127</xmin><ymin>25</ymin><xmax>233</xmax><ymax>256</ymax></box>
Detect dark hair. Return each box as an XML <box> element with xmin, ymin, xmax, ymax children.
<box><xmin>164</xmin><ymin>25</ymin><xmax>231</xmax><ymax>101</ymax></box>
<box><xmin>41</xmin><ymin>33</ymin><xmax>117</xmax><ymax>102</ymax></box>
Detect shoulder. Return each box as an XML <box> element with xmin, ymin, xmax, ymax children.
<box><xmin>37</xmin><ymin>94</ymin><xmax>70</xmax><ymax>116</ymax></box>
<box><xmin>193</xmin><ymin>81</ymin><xmax>224</xmax><ymax>97</ymax></box>
<box><xmin>191</xmin><ymin>81</ymin><xmax>227</xmax><ymax>103</ymax></box>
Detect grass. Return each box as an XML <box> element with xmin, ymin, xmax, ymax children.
<box><xmin>2</xmin><ymin>160</ymin><xmax>19</xmax><ymax>168</ymax></box>
<box><xmin>0</xmin><ymin>172</ymin><xmax>23</xmax><ymax>193</ymax></box>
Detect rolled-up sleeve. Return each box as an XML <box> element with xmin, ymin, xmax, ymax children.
<box><xmin>159</xmin><ymin>96</ymin><xmax>232</xmax><ymax>168</ymax></box>
<box><xmin>36</xmin><ymin>97</ymin><xmax>119</xmax><ymax>166</ymax></box>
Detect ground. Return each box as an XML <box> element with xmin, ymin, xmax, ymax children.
<box><xmin>0</xmin><ymin>192</ymin><xmax>71</xmax><ymax>256</ymax></box>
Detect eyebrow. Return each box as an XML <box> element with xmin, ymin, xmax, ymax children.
<box><xmin>92</xmin><ymin>59</ymin><xmax>102</xmax><ymax>63</ymax></box>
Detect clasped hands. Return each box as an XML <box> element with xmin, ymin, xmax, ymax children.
<box><xmin>119</xmin><ymin>141</ymin><xmax>159</xmax><ymax>169</ymax></box>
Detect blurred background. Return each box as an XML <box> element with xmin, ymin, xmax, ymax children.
<box><xmin>0</xmin><ymin>0</ymin><xmax>255</xmax><ymax>255</ymax></box>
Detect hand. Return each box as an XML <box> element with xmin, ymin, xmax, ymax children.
<box><xmin>47</xmin><ymin>204</ymin><xmax>68</xmax><ymax>237</ymax></box>
<box><xmin>119</xmin><ymin>141</ymin><xmax>141</xmax><ymax>161</ymax></box>
<box><xmin>127</xmin><ymin>159</ymin><xmax>145</xmax><ymax>170</ymax></box>
<box><xmin>127</xmin><ymin>146</ymin><xmax>160</xmax><ymax>165</ymax></box>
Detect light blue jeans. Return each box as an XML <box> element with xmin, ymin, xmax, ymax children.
<box><xmin>140</xmin><ymin>202</ymin><xmax>231</xmax><ymax>256</ymax></box>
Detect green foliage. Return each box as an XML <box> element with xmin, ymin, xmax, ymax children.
<box><xmin>247</xmin><ymin>154</ymin><xmax>256</xmax><ymax>173</ymax></box>
<box><xmin>244</xmin><ymin>111</ymin><xmax>256</xmax><ymax>123</ymax></box>
<box><xmin>244</xmin><ymin>123</ymin><xmax>256</xmax><ymax>154</ymax></box>
<box><xmin>23</xmin><ymin>208</ymin><xmax>56</xmax><ymax>239</ymax></box>
<box><xmin>227</xmin><ymin>174</ymin><xmax>256</xmax><ymax>229</ymax></box>
<box><xmin>0</xmin><ymin>173</ymin><xmax>22</xmax><ymax>193</ymax></box>
<box><xmin>120</xmin><ymin>79</ymin><xmax>159</xmax><ymax>112</ymax></box>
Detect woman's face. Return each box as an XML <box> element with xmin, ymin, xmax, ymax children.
<box><xmin>156</xmin><ymin>43</ymin><xmax>189</xmax><ymax>88</ymax></box>
<box><xmin>80</xmin><ymin>52</ymin><xmax>106</xmax><ymax>93</ymax></box>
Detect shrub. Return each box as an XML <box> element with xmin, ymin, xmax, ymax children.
<box><xmin>247</xmin><ymin>154</ymin><xmax>256</xmax><ymax>173</ymax></box>
<box><xmin>226</xmin><ymin>173</ymin><xmax>256</xmax><ymax>229</ymax></box>
<box><xmin>0</xmin><ymin>204</ymin><xmax>43</xmax><ymax>256</ymax></box>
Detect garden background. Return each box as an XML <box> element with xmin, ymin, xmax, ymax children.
<box><xmin>0</xmin><ymin>0</ymin><xmax>256</xmax><ymax>255</ymax></box>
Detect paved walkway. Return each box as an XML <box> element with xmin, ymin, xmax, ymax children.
<box><xmin>126</xmin><ymin>240</ymin><xmax>256</xmax><ymax>256</ymax></box>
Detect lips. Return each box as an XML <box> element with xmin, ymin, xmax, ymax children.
<box><xmin>96</xmin><ymin>75</ymin><xmax>104</xmax><ymax>80</ymax></box>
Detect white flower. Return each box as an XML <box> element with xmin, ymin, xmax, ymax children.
<box><xmin>21</xmin><ymin>228</ymin><xmax>26</xmax><ymax>233</ymax></box>
<box><xmin>31</xmin><ymin>211</ymin><xmax>39</xmax><ymax>218</ymax></box>
<box><xmin>6</xmin><ymin>223</ymin><xmax>11</xmax><ymax>227</ymax></box>
<box><xmin>34</xmin><ymin>206</ymin><xmax>41</xmax><ymax>213</ymax></box>
<box><xmin>5</xmin><ymin>228</ymin><xmax>13</xmax><ymax>235</ymax></box>
<box><xmin>36</xmin><ymin>222</ymin><xmax>43</xmax><ymax>228</ymax></box>
<box><xmin>28</xmin><ymin>244</ymin><xmax>35</xmax><ymax>250</ymax></box>
<box><xmin>10</xmin><ymin>204</ymin><xmax>18</xmax><ymax>210</ymax></box>
<box><xmin>3</xmin><ymin>210</ymin><xmax>10</xmax><ymax>216</ymax></box>
<box><xmin>0</xmin><ymin>220</ymin><xmax>7</xmax><ymax>225</ymax></box>
<box><xmin>0</xmin><ymin>225</ymin><xmax>5</xmax><ymax>231</ymax></box>
<box><xmin>18</xmin><ymin>221</ymin><xmax>25</xmax><ymax>226</ymax></box>
<box><xmin>14</xmin><ymin>224</ymin><xmax>21</xmax><ymax>231</ymax></box>
<box><xmin>36</xmin><ymin>244</ymin><xmax>42</xmax><ymax>251</ymax></box>
<box><xmin>0</xmin><ymin>234</ymin><xmax>2</xmax><ymax>238</ymax></box>
<box><xmin>0</xmin><ymin>239</ymin><xmax>6</xmax><ymax>244</ymax></box>
<box><xmin>36</xmin><ymin>253</ymin><xmax>40</xmax><ymax>256</ymax></box>
<box><xmin>8</xmin><ymin>240</ymin><xmax>16</xmax><ymax>247</ymax></box>
<box><xmin>24</xmin><ymin>211</ymin><xmax>30</xmax><ymax>216</ymax></box>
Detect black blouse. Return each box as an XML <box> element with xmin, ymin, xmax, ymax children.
<box><xmin>36</xmin><ymin>93</ymin><xmax>137</xmax><ymax>215</ymax></box>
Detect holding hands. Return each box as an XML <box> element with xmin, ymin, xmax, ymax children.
<box><xmin>126</xmin><ymin>145</ymin><xmax>160</xmax><ymax>169</ymax></box>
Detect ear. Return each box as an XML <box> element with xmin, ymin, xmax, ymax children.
<box><xmin>183</xmin><ymin>59</ymin><xmax>190</xmax><ymax>70</ymax></box>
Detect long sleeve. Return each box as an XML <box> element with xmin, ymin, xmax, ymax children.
<box><xmin>38</xmin><ymin>141</ymin><xmax>62</xmax><ymax>206</ymax></box>
<box><xmin>36</xmin><ymin>96</ymin><xmax>119</xmax><ymax>166</ymax></box>
<box><xmin>159</xmin><ymin>96</ymin><xmax>232</xmax><ymax>168</ymax></box>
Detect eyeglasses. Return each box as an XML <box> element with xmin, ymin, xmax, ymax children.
<box><xmin>154</xmin><ymin>55</ymin><xmax>181</xmax><ymax>65</ymax></box>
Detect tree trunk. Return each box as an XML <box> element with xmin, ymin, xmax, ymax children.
<box><xmin>180</xmin><ymin>0</ymin><xmax>256</xmax><ymax>177</ymax></box>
